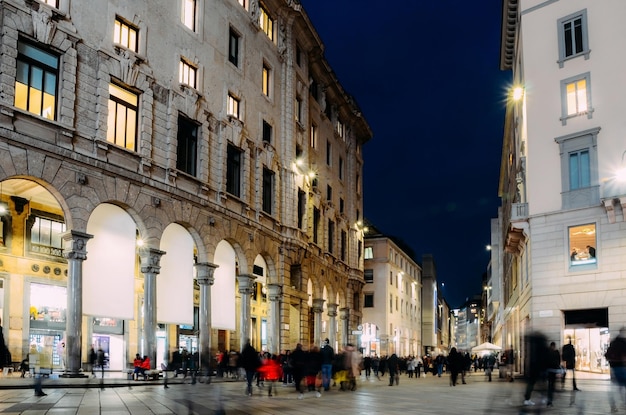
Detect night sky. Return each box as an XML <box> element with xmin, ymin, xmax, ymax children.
<box><xmin>300</xmin><ymin>1</ymin><xmax>512</xmax><ymax>308</ymax></box>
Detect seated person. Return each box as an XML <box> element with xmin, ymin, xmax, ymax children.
<box><xmin>140</xmin><ymin>355</ymin><xmax>151</xmax><ymax>380</ymax></box>
<box><xmin>19</xmin><ymin>359</ymin><xmax>29</xmax><ymax>378</ymax></box>
<box><xmin>133</xmin><ymin>354</ymin><xmax>144</xmax><ymax>380</ymax></box>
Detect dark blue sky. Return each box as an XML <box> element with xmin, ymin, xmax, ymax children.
<box><xmin>300</xmin><ymin>1</ymin><xmax>512</xmax><ymax>308</ymax></box>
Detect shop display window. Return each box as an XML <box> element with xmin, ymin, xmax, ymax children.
<box><xmin>29</xmin><ymin>283</ymin><xmax>66</xmax><ymax>330</ymax></box>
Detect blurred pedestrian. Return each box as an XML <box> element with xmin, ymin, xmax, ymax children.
<box><xmin>546</xmin><ymin>341</ymin><xmax>561</xmax><ymax>407</ymax></box>
<box><xmin>320</xmin><ymin>338</ymin><xmax>334</xmax><ymax>391</ymax></box>
<box><xmin>387</xmin><ymin>353</ymin><xmax>399</xmax><ymax>386</ymax></box>
<box><xmin>605</xmin><ymin>327</ymin><xmax>626</xmax><ymax>413</ymax></box>
<box><xmin>447</xmin><ymin>348</ymin><xmax>463</xmax><ymax>386</ymax></box>
<box><xmin>562</xmin><ymin>337</ymin><xmax>580</xmax><ymax>391</ymax></box>
<box><xmin>239</xmin><ymin>339</ymin><xmax>260</xmax><ymax>396</ymax></box>
<box><xmin>523</xmin><ymin>331</ymin><xmax>548</xmax><ymax>406</ymax></box>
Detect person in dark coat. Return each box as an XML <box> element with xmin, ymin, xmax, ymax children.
<box><xmin>289</xmin><ymin>343</ymin><xmax>307</xmax><ymax>399</ymax></box>
<box><xmin>546</xmin><ymin>342</ymin><xmax>561</xmax><ymax>407</ymax></box>
<box><xmin>561</xmin><ymin>337</ymin><xmax>580</xmax><ymax>391</ymax></box>
<box><xmin>320</xmin><ymin>338</ymin><xmax>334</xmax><ymax>391</ymax></box>
<box><xmin>387</xmin><ymin>353</ymin><xmax>399</xmax><ymax>386</ymax></box>
<box><xmin>523</xmin><ymin>331</ymin><xmax>549</xmax><ymax>406</ymax></box>
<box><xmin>447</xmin><ymin>348</ymin><xmax>464</xmax><ymax>386</ymax></box>
<box><xmin>239</xmin><ymin>339</ymin><xmax>260</xmax><ymax>396</ymax></box>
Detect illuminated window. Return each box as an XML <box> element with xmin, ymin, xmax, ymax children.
<box><xmin>176</xmin><ymin>115</ymin><xmax>198</xmax><ymax>176</ymax></box>
<box><xmin>259</xmin><ymin>5</ymin><xmax>274</xmax><ymax>41</ymax></box>
<box><xmin>107</xmin><ymin>83</ymin><xmax>138</xmax><ymax>151</ymax></box>
<box><xmin>238</xmin><ymin>0</ymin><xmax>247</xmax><ymax>9</ymax></box>
<box><xmin>179</xmin><ymin>59</ymin><xmax>197</xmax><ymax>89</ymax></box>
<box><xmin>569</xmin><ymin>223</ymin><xmax>597</xmax><ymax>266</ymax></box>
<box><xmin>113</xmin><ymin>17</ymin><xmax>138</xmax><ymax>52</ymax></box>
<box><xmin>262</xmin><ymin>64</ymin><xmax>271</xmax><ymax>97</ymax></box>
<box><xmin>182</xmin><ymin>0</ymin><xmax>196</xmax><ymax>31</ymax></box>
<box><xmin>310</xmin><ymin>123</ymin><xmax>318</xmax><ymax>148</ymax></box>
<box><xmin>228</xmin><ymin>28</ymin><xmax>240</xmax><ymax>67</ymax></box>
<box><xmin>336</xmin><ymin>119</ymin><xmax>344</xmax><ymax>139</ymax></box>
<box><xmin>558</xmin><ymin>10</ymin><xmax>589</xmax><ymax>67</ymax></box>
<box><xmin>560</xmin><ymin>73</ymin><xmax>592</xmax><ymax>124</ymax></box>
<box><xmin>364</xmin><ymin>246</ymin><xmax>373</xmax><ymax>259</ymax></box>
<box><xmin>42</xmin><ymin>0</ymin><xmax>58</xmax><ymax>7</ymax></box>
<box><xmin>227</xmin><ymin>94</ymin><xmax>240</xmax><ymax>119</ymax></box>
<box><xmin>30</xmin><ymin>215</ymin><xmax>66</xmax><ymax>257</ymax></box>
<box><xmin>15</xmin><ymin>41</ymin><xmax>58</xmax><ymax>120</ymax></box>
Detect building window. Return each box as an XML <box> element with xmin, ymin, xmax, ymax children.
<box><xmin>15</xmin><ymin>40</ymin><xmax>58</xmax><ymax>120</ymax></box>
<box><xmin>336</xmin><ymin>119</ymin><xmax>344</xmax><ymax>139</ymax></box>
<box><xmin>339</xmin><ymin>198</ymin><xmax>344</xmax><ymax>214</ymax></box>
<box><xmin>310</xmin><ymin>78</ymin><xmax>319</xmax><ymax>102</ymax></box>
<box><xmin>176</xmin><ymin>115</ymin><xmax>198</xmax><ymax>176</ymax></box>
<box><xmin>557</xmin><ymin>9</ymin><xmax>589</xmax><ymax>68</ymax></box>
<box><xmin>42</xmin><ymin>0</ymin><xmax>58</xmax><ymax>7</ymax></box>
<box><xmin>390</xmin><ymin>271</ymin><xmax>393</xmax><ymax>285</ymax></box>
<box><xmin>262</xmin><ymin>64</ymin><xmax>271</xmax><ymax>97</ymax></box>
<box><xmin>262</xmin><ymin>167</ymin><xmax>274</xmax><ymax>214</ymax></box>
<box><xmin>238</xmin><ymin>0</ymin><xmax>247</xmax><ymax>9</ymax></box>
<box><xmin>227</xmin><ymin>93</ymin><xmax>240</xmax><ymax>119</ymax></box>
<box><xmin>226</xmin><ymin>144</ymin><xmax>242</xmax><ymax>197</ymax></box>
<box><xmin>569</xmin><ymin>223</ymin><xmax>597</xmax><ymax>266</ymax></box>
<box><xmin>295</xmin><ymin>96</ymin><xmax>302</xmax><ymax>123</ymax></box>
<box><xmin>313</xmin><ymin>207</ymin><xmax>320</xmax><ymax>244</ymax></box>
<box><xmin>364</xmin><ymin>246</ymin><xmax>373</xmax><ymax>259</ymax></box>
<box><xmin>107</xmin><ymin>83</ymin><xmax>138</xmax><ymax>151</ymax></box>
<box><xmin>326</xmin><ymin>141</ymin><xmax>331</xmax><ymax>166</ymax></box>
<box><xmin>339</xmin><ymin>157</ymin><xmax>344</xmax><ymax>180</ymax></box>
<box><xmin>179</xmin><ymin>59</ymin><xmax>197</xmax><ymax>89</ymax></box>
<box><xmin>310</xmin><ymin>123</ymin><xmax>318</xmax><ymax>149</ymax></box>
<box><xmin>259</xmin><ymin>4</ymin><xmax>274</xmax><ymax>41</ymax></box>
<box><xmin>555</xmin><ymin>127</ymin><xmax>600</xmax><ymax>209</ymax></box>
<box><xmin>262</xmin><ymin>120</ymin><xmax>272</xmax><ymax>144</ymax></box>
<box><xmin>364</xmin><ymin>293</ymin><xmax>374</xmax><ymax>308</ymax></box>
<box><xmin>228</xmin><ymin>28</ymin><xmax>240</xmax><ymax>67</ymax></box>
<box><xmin>114</xmin><ymin>17</ymin><xmax>138</xmax><ymax>52</ymax></box>
<box><xmin>560</xmin><ymin>72</ymin><xmax>593</xmax><ymax>125</ymax></box>
<box><xmin>340</xmin><ymin>230</ymin><xmax>347</xmax><ymax>261</ymax></box>
<box><xmin>30</xmin><ymin>215</ymin><xmax>66</xmax><ymax>257</ymax></box>
<box><xmin>389</xmin><ymin>294</ymin><xmax>393</xmax><ymax>313</ymax></box>
<box><xmin>326</xmin><ymin>185</ymin><xmax>332</xmax><ymax>202</ymax></box>
<box><xmin>328</xmin><ymin>220</ymin><xmax>334</xmax><ymax>254</ymax></box>
<box><xmin>182</xmin><ymin>0</ymin><xmax>196</xmax><ymax>31</ymax></box>
<box><xmin>364</xmin><ymin>269</ymin><xmax>373</xmax><ymax>283</ymax></box>
<box><xmin>296</xmin><ymin>44</ymin><xmax>302</xmax><ymax>66</ymax></box>
<box><xmin>297</xmin><ymin>189</ymin><xmax>305</xmax><ymax>229</ymax></box>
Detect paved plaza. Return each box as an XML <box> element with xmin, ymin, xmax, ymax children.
<box><xmin>0</xmin><ymin>370</ymin><xmax>620</xmax><ymax>414</ymax></box>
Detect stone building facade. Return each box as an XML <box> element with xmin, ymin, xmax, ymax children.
<box><xmin>0</xmin><ymin>0</ymin><xmax>371</xmax><ymax>374</ymax></box>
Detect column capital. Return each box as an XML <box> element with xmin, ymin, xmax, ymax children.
<box><xmin>326</xmin><ymin>302</ymin><xmax>338</xmax><ymax>317</ymax></box>
<box><xmin>237</xmin><ymin>274</ymin><xmax>256</xmax><ymax>295</ymax></box>
<box><xmin>339</xmin><ymin>307</ymin><xmax>349</xmax><ymax>320</ymax></box>
<box><xmin>312</xmin><ymin>298</ymin><xmax>325</xmax><ymax>314</ymax></box>
<box><xmin>195</xmin><ymin>262</ymin><xmax>218</xmax><ymax>285</ymax></box>
<box><xmin>62</xmin><ymin>230</ymin><xmax>93</xmax><ymax>261</ymax></box>
<box><xmin>140</xmin><ymin>247</ymin><xmax>166</xmax><ymax>275</ymax></box>
<box><xmin>267</xmin><ymin>284</ymin><xmax>282</xmax><ymax>302</ymax></box>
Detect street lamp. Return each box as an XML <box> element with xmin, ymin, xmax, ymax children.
<box><xmin>616</xmin><ymin>150</ymin><xmax>626</xmax><ymax>182</ymax></box>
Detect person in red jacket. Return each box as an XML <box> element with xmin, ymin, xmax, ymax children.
<box><xmin>140</xmin><ymin>356</ymin><xmax>151</xmax><ymax>380</ymax></box>
<box><xmin>258</xmin><ymin>353</ymin><xmax>283</xmax><ymax>397</ymax></box>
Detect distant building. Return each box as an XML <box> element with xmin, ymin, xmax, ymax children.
<box><xmin>421</xmin><ymin>254</ymin><xmax>452</xmax><ymax>356</ymax></box>
<box><xmin>494</xmin><ymin>0</ymin><xmax>626</xmax><ymax>376</ymax></box>
<box><xmin>362</xmin><ymin>226</ymin><xmax>422</xmax><ymax>357</ymax></box>
<box><xmin>454</xmin><ymin>295</ymin><xmax>482</xmax><ymax>352</ymax></box>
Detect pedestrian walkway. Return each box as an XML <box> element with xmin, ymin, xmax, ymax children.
<box><xmin>0</xmin><ymin>369</ymin><xmax>618</xmax><ymax>414</ymax></box>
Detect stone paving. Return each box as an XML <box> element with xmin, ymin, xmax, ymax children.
<box><xmin>0</xmin><ymin>370</ymin><xmax>620</xmax><ymax>414</ymax></box>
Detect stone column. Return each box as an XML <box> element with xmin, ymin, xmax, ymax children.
<box><xmin>140</xmin><ymin>248</ymin><xmax>165</xmax><ymax>369</ymax></box>
<box><xmin>195</xmin><ymin>262</ymin><xmax>218</xmax><ymax>369</ymax></box>
<box><xmin>62</xmin><ymin>230</ymin><xmax>93</xmax><ymax>377</ymax></box>
<box><xmin>267</xmin><ymin>284</ymin><xmax>282</xmax><ymax>355</ymax></box>
<box><xmin>237</xmin><ymin>274</ymin><xmax>256</xmax><ymax>350</ymax></box>
<box><xmin>312</xmin><ymin>298</ymin><xmax>325</xmax><ymax>347</ymax></box>
<box><xmin>327</xmin><ymin>303</ymin><xmax>338</xmax><ymax>349</ymax></box>
<box><xmin>339</xmin><ymin>307</ymin><xmax>349</xmax><ymax>347</ymax></box>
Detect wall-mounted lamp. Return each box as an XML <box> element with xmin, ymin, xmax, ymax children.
<box><xmin>616</xmin><ymin>150</ymin><xmax>626</xmax><ymax>182</ymax></box>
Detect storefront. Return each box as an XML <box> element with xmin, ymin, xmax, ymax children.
<box><xmin>91</xmin><ymin>317</ymin><xmax>125</xmax><ymax>370</ymax></box>
<box><xmin>29</xmin><ymin>282</ymin><xmax>66</xmax><ymax>370</ymax></box>
<box><xmin>563</xmin><ymin>308</ymin><xmax>610</xmax><ymax>374</ymax></box>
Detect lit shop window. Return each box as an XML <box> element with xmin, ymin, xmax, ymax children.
<box><xmin>30</xmin><ymin>283</ymin><xmax>67</xmax><ymax>327</ymax></box>
<box><xmin>15</xmin><ymin>40</ymin><xmax>58</xmax><ymax>120</ymax></box>
<box><xmin>569</xmin><ymin>223</ymin><xmax>596</xmax><ymax>266</ymax></box>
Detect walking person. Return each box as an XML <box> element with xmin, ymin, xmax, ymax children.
<box><xmin>290</xmin><ymin>343</ymin><xmax>306</xmax><ymax>399</ymax></box>
<box><xmin>546</xmin><ymin>341</ymin><xmax>561</xmax><ymax>407</ymax></box>
<box><xmin>239</xmin><ymin>339</ymin><xmax>261</xmax><ymax>396</ymax></box>
<box><xmin>320</xmin><ymin>338</ymin><xmax>334</xmax><ymax>391</ymax></box>
<box><xmin>96</xmin><ymin>348</ymin><xmax>106</xmax><ymax>379</ymax></box>
<box><xmin>605</xmin><ymin>327</ymin><xmax>626</xmax><ymax>413</ymax></box>
<box><xmin>447</xmin><ymin>348</ymin><xmax>463</xmax><ymax>386</ymax></box>
<box><xmin>562</xmin><ymin>336</ymin><xmax>580</xmax><ymax>391</ymax></box>
<box><xmin>89</xmin><ymin>347</ymin><xmax>97</xmax><ymax>377</ymax></box>
<box><xmin>387</xmin><ymin>353</ymin><xmax>399</xmax><ymax>386</ymax></box>
<box><xmin>522</xmin><ymin>331</ymin><xmax>548</xmax><ymax>406</ymax></box>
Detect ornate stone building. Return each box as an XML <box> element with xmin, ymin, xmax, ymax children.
<box><xmin>0</xmin><ymin>0</ymin><xmax>371</xmax><ymax>374</ymax></box>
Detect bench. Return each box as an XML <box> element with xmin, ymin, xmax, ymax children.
<box><xmin>126</xmin><ymin>368</ymin><xmax>161</xmax><ymax>380</ymax></box>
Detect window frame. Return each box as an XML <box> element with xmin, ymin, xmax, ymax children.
<box><xmin>228</xmin><ymin>28</ymin><xmax>240</xmax><ymax>67</ymax></box>
<box><xmin>181</xmin><ymin>0</ymin><xmax>197</xmax><ymax>32</ymax></box>
<box><xmin>310</xmin><ymin>123</ymin><xmax>318</xmax><ymax>149</ymax></box>
<box><xmin>259</xmin><ymin>4</ymin><xmax>274</xmax><ymax>41</ymax></box>
<box><xmin>328</xmin><ymin>219</ymin><xmax>334</xmax><ymax>254</ymax></box>
<box><xmin>107</xmin><ymin>82</ymin><xmax>139</xmax><ymax>151</ymax></box>
<box><xmin>227</xmin><ymin>93</ymin><xmax>240</xmax><ymax>119</ymax></box>
<box><xmin>364</xmin><ymin>293</ymin><xmax>374</xmax><ymax>308</ymax></box>
<box><xmin>14</xmin><ymin>39</ymin><xmax>59</xmax><ymax>120</ymax></box>
<box><xmin>568</xmin><ymin>223</ymin><xmax>597</xmax><ymax>270</ymax></box>
<box><xmin>113</xmin><ymin>16</ymin><xmax>139</xmax><ymax>53</ymax></box>
<box><xmin>176</xmin><ymin>114</ymin><xmax>199</xmax><ymax>176</ymax></box>
<box><xmin>364</xmin><ymin>269</ymin><xmax>374</xmax><ymax>283</ymax></box>
<box><xmin>262</xmin><ymin>120</ymin><xmax>272</xmax><ymax>144</ymax></box>
<box><xmin>560</xmin><ymin>72</ymin><xmax>593</xmax><ymax>125</ymax></box>
<box><xmin>554</xmin><ymin>127</ymin><xmax>600</xmax><ymax>209</ymax></box>
<box><xmin>262</xmin><ymin>167</ymin><xmax>274</xmax><ymax>215</ymax></box>
<box><xmin>226</xmin><ymin>143</ymin><xmax>242</xmax><ymax>197</ymax></box>
<box><xmin>262</xmin><ymin>63</ymin><xmax>271</xmax><ymax>97</ymax></box>
<box><xmin>364</xmin><ymin>246</ymin><xmax>373</xmax><ymax>259</ymax></box>
<box><xmin>179</xmin><ymin>59</ymin><xmax>197</xmax><ymax>89</ymax></box>
<box><xmin>557</xmin><ymin>9</ymin><xmax>590</xmax><ymax>68</ymax></box>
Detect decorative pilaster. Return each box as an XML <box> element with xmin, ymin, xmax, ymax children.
<box><xmin>312</xmin><ymin>298</ymin><xmax>325</xmax><ymax>347</ymax></box>
<box><xmin>195</xmin><ymin>262</ymin><xmax>218</xmax><ymax>369</ymax></box>
<box><xmin>237</xmin><ymin>274</ymin><xmax>256</xmax><ymax>350</ymax></box>
<box><xmin>339</xmin><ymin>307</ymin><xmax>349</xmax><ymax>348</ymax></box>
<box><xmin>267</xmin><ymin>284</ymin><xmax>282</xmax><ymax>355</ymax></box>
<box><xmin>140</xmin><ymin>248</ymin><xmax>165</xmax><ymax>370</ymax></box>
<box><xmin>62</xmin><ymin>230</ymin><xmax>93</xmax><ymax>377</ymax></box>
<box><xmin>327</xmin><ymin>303</ymin><xmax>338</xmax><ymax>349</ymax></box>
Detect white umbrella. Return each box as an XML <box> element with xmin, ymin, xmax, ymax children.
<box><xmin>471</xmin><ymin>342</ymin><xmax>502</xmax><ymax>353</ymax></box>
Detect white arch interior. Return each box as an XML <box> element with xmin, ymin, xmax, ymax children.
<box><xmin>307</xmin><ymin>279</ymin><xmax>313</xmax><ymax>307</ymax></box>
<box><xmin>212</xmin><ymin>240</ymin><xmax>236</xmax><ymax>330</ymax></box>
<box><xmin>158</xmin><ymin>223</ymin><xmax>194</xmax><ymax>325</ymax></box>
<box><xmin>253</xmin><ymin>255</ymin><xmax>267</xmax><ymax>285</ymax></box>
<box><xmin>84</xmin><ymin>203</ymin><xmax>136</xmax><ymax>319</ymax></box>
